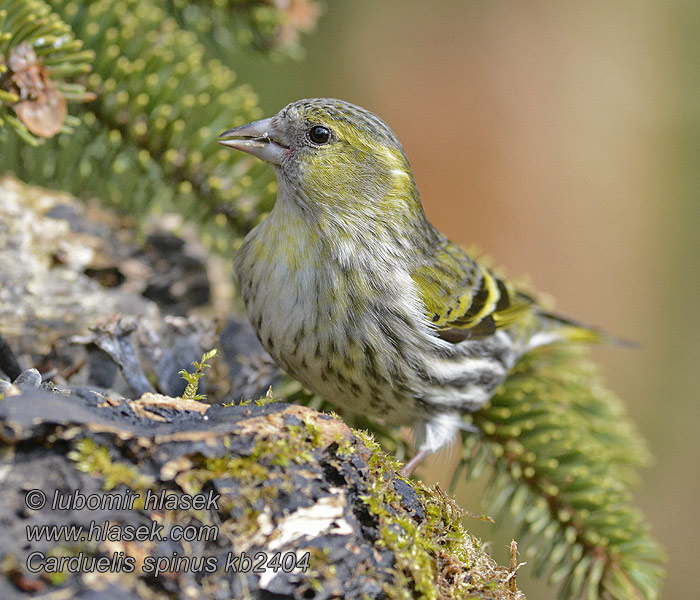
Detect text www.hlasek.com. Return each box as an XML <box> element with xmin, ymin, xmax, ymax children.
<box><xmin>26</xmin><ymin>519</ymin><xmax>218</xmax><ymax>543</ymax></box>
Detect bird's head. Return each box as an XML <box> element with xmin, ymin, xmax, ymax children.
<box><xmin>218</xmin><ymin>98</ymin><xmax>423</xmax><ymax>222</ymax></box>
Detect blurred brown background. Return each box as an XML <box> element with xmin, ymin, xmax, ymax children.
<box><xmin>236</xmin><ymin>1</ymin><xmax>699</xmax><ymax>597</ymax></box>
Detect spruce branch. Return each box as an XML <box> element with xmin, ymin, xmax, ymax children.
<box><xmin>0</xmin><ymin>0</ymin><xmax>95</xmax><ymax>144</ymax></box>
<box><xmin>0</xmin><ymin>0</ymin><xmax>321</xmax><ymax>252</ymax></box>
<box><xmin>166</xmin><ymin>0</ymin><xmax>322</xmax><ymax>60</ymax></box>
<box><xmin>451</xmin><ymin>344</ymin><xmax>665</xmax><ymax>600</ymax></box>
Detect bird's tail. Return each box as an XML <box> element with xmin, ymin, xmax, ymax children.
<box><xmin>540</xmin><ymin>310</ymin><xmax>638</xmax><ymax>348</ymax></box>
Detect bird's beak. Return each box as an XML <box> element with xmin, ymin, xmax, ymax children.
<box><xmin>218</xmin><ymin>117</ymin><xmax>288</xmax><ymax>165</ymax></box>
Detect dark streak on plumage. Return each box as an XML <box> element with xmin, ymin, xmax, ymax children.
<box><xmin>495</xmin><ymin>278</ymin><xmax>510</xmax><ymax>312</ymax></box>
<box><xmin>443</xmin><ymin>369</ymin><xmax>501</xmax><ymax>391</ymax></box>
<box><xmin>363</xmin><ymin>346</ymin><xmax>383</xmax><ymax>383</ymax></box>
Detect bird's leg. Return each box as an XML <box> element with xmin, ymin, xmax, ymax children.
<box><xmin>399</xmin><ymin>448</ymin><xmax>430</xmax><ymax>477</ymax></box>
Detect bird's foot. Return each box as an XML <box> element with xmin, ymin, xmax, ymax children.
<box><xmin>399</xmin><ymin>448</ymin><xmax>429</xmax><ymax>478</ymax></box>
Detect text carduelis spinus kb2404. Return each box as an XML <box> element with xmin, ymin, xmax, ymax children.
<box><xmin>219</xmin><ymin>98</ymin><xmax>609</xmax><ymax>476</ymax></box>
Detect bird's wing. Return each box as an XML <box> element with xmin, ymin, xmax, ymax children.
<box><xmin>411</xmin><ymin>238</ymin><xmax>535</xmax><ymax>343</ymax></box>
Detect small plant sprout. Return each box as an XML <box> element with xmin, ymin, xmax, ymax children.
<box><xmin>179</xmin><ymin>349</ymin><xmax>218</xmax><ymax>401</ymax></box>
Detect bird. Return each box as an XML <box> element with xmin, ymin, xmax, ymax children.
<box><xmin>218</xmin><ymin>98</ymin><xmax>611</xmax><ymax>477</ymax></box>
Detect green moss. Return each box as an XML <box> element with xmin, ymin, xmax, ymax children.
<box><xmin>295</xmin><ymin>547</ymin><xmax>338</xmax><ymax>596</ymax></box>
<box><xmin>174</xmin><ymin>418</ymin><xmax>324</xmax><ymax>538</ymax></box>
<box><xmin>68</xmin><ymin>437</ymin><xmax>154</xmax><ymax>497</ymax></box>
<box><xmin>255</xmin><ymin>386</ymin><xmax>282</xmax><ymax>406</ymax></box>
<box><xmin>352</xmin><ymin>430</ymin><xmax>511</xmax><ymax>600</ymax></box>
<box><xmin>301</xmin><ymin>416</ymin><xmax>326</xmax><ymax>448</ymax></box>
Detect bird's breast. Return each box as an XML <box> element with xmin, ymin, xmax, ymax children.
<box><xmin>234</xmin><ymin>218</ymin><xmax>437</xmax><ymax>417</ymax></box>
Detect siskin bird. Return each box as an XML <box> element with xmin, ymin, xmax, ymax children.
<box><xmin>219</xmin><ymin>98</ymin><xmax>612</xmax><ymax>476</ymax></box>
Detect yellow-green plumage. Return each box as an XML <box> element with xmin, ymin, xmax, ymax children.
<box><xmin>219</xmin><ymin>98</ymin><xmax>606</xmax><ymax>475</ymax></box>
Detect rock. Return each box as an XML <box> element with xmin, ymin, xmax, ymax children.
<box><xmin>0</xmin><ymin>388</ymin><xmax>521</xmax><ymax>599</ymax></box>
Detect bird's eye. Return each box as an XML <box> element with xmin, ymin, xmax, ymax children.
<box><xmin>308</xmin><ymin>125</ymin><xmax>331</xmax><ymax>145</ymax></box>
